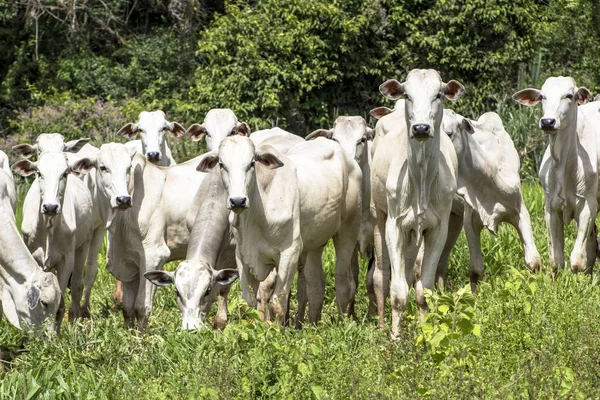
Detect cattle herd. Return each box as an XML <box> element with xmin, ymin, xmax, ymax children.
<box><xmin>1</xmin><ymin>69</ymin><xmax>600</xmax><ymax>340</ymax></box>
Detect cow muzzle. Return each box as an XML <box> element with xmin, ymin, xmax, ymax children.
<box><xmin>539</xmin><ymin>118</ymin><xmax>557</xmax><ymax>132</ymax></box>
<box><xmin>146</xmin><ymin>151</ymin><xmax>161</xmax><ymax>162</ymax></box>
<box><xmin>115</xmin><ymin>195</ymin><xmax>132</xmax><ymax>209</ymax></box>
<box><xmin>411</xmin><ymin>124</ymin><xmax>433</xmax><ymax>141</ymax></box>
<box><xmin>228</xmin><ymin>196</ymin><xmax>248</xmax><ymax>213</ymax></box>
<box><xmin>42</xmin><ymin>203</ymin><xmax>60</xmax><ymax>215</ymax></box>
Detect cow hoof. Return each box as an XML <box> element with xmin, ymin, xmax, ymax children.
<box><xmin>81</xmin><ymin>309</ymin><xmax>91</xmax><ymax>319</ymax></box>
<box><xmin>214</xmin><ymin>317</ymin><xmax>227</xmax><ymax>330</ymax></box>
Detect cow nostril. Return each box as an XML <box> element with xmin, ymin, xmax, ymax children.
<box><xmin>412</xmin><ymin>124</ymin><xmax>431</xmax><ymax>136</ymax></box>
<box><xmin>42</xmin><ymin>204</ymin><xmax>59</xmax><ymax>214</ymax></box>
<box><xmin>540</xmin><ymin>118</ymin><xmax>556</xmax><ymax>129</ymax></box>
<box><xmin>147</xmin><ymin>152</ymin><xmax>160</xmax><ymax>161</ymax></box>
<box><xmin>116</xmin><ymin>196</ymin><xmax>131</xmax><ymax>207</ymax></box>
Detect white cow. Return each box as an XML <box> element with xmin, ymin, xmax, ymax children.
<box><xmin>74</xmin><ymin>143</ymin><xmax>208</xmax><ymax>329</ymax></box>
<box><xmin>117</xmin><ymin>110</ymin><xmax>185</xmax><ymax>166</ymax></box>
<box><xmin>13</xmin><ymin>136</ymin><xmax>102</xmax><ymax>317</ymax></box>
<box><xmin>145</xmin><ymin>130</ymin><xmax>302</xmax><ymax>330</ymax></box>
<box><xmin>513</xmin><ymin>77</ymin><xmax>599</xmax><ymax>272</ymax></box>
<box><xmin>198</xmin><ymin>136</ymin><xmax>361</xmax><ymax>325</ymax></box>
<box><xmin>371</xmin><ymin>69</ymin><xmax>463</xmax><ymax>338</ymax></box>
<box><xmin>186</xmin><ymin>108</ymin><xmax>251</xmax><ymax>152</ymax></box>
<box><xmin>0</xmin><ymin>202</ymin><xmax>61</xmax><ymax>335</ymax></box>
<box><xmin>12</xmin><ymin>151</ymin><xmax>94</xmax><ymax>326</ymax></box>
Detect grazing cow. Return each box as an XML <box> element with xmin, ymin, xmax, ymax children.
<box><xmin>198</xmin><ymin>136</ymin><xmax>361</xmax><ymax>325</ymax></box>
<box><xmin>145</xmin><ymin>131</ymin><xmax>302</xmax><ymax>330</ymax></box>
<box><xmin>117</xmin><ymin>110</ymin><xmax>185</xmax><ymax>166</ymax></box>
<box><xmin>12</xmin><ymin>151</ymin><xmax>94</xmax><ymax>326</ymax></box>
<box><xmin>441</xmin><ymin>110</ymin><xmax>542</xmax><ymax>286</ymax></box>
<box><xmin>513</xmin><ymin>77</ymin><xmax>598</xmax><ymax>272</ymax></box>
<box><xmin>145</xmin><ymin>168</ymin><xmax>238</xmax><ymax>330</ymax></box>
<box><xmin>185</xmin><ymin>109</ymin><xmax>251</xmax><ymax>152</ymax></box>
<box><xmin>371</xmin><ymin>69</ymin><xmax>463</xmax><ymax>338</ymax></box>
<box><xmin>76</xmin><ymin>143</ymin><xmax>208</xmax><ymax>329</ymax></box>
<box><xmin>0</xmin><ymin>203</ymin><xmax>61</xmax><ymax>335</ymax></box>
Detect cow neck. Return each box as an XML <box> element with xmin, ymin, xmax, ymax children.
<box><xmin>187</xmin><ymin>170</ymin><xmax>230</xmax><ymax>265</ymax></box>
<box><xmin>406</xmin><ymin>125</ymin><xmax>441</xmax><ymax>243</ymax></box>
<box><xmin>0</xmin><ymin>207</ymin><xmax>38</xmax><ymax>282</ymax></box>
<box><xmin>548</xmin><ymin>110</ymin><xmax>579</xmax><ymax>204</ymax></box>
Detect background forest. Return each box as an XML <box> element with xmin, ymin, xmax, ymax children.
<box><xmin>1</xmin><ymin>0</ymin><xmax>599</xmax><ymax>171</ymax></box>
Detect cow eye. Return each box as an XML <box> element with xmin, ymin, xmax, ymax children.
<box><xmin>250</xmin><ymin>160</ymin><xmax>255</xmax><ymax>168</ymax></box>
<box><xmin>174</xmin><ymin>288</ymin><xmax>180</xmax><ymax>298</ymax></box>
<box><xmin>62</xmin><ymin>170</ymin><xmax>70</xmax><ymax>178</ymax></box>
<box><xmin>228</xmin><ymin>129</ymin><xmax>236</xmax><ymax>136</ymax></box>
<box><xmin>435</xmin><ymin>92</ymin><xmax>442</xmax><ymax>100</ymax></box>
<box><xmin>404</xmin><ymin>94</ymin><xmax>412</xmax><ymax>101</ymax></box>
<box><xmin>99</xmin><ymin>165</ymin><xmax>108</xmax><ymax>172</ymax></box>
<box><xmin>218</xmin><ymin>161</ymin><xmax>224</xmax><ymax>169</ymax></box>
<box><xmin>565</xmin><ymin>94</ymin><xmax>574</xmax><ymax>100</ymax></box>
<box><xmin>357</xmin><ymin>137</ymin><xmax>366</xmax><ymax>145</ymax></box>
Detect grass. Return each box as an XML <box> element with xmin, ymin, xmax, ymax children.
<box><xmin>2</xmin><ymin>180</ymin><xmax>600</xmax><ymax>398</ymax></box>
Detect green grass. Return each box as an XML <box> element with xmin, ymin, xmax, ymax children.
<box><xmin>2</xmin><ymin>182</ymin><xmax>600</xmax><ymax>398</ymax></box>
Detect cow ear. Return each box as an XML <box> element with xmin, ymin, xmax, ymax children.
<box><xmin>213</xmin><ymin>269</ymin><xmax>239</xmax><ymax>287</ymax></box>
<box><xmin>305</xmin><ymin>129</ymin><xmax>333</xmax><ymax>141</ymax></box>
<box><xmin>235</xmin><ymin>122</ymin><xmax>251</xmax><ymax>137</ymax></box>
<box><xmin>64</xmin><ymin>138</ymin><xmax>90</xmax><ymax>153</ymax></box>
<box><xmin>144</xmin><ymin>271</ymin><xmax>174</xmax><ymax>287</ymax></box>
<box><xmin>512</xmin><ymin>88</ymin><xmax>542</xmax><ymax>107</ymax></box>
<box><xmin>197</xmin><ymin>152</ymin><xmax>220</xmax><ymax>172</ymax></box>
<box><xmin>256</xmin><ymin>146</ymin><xmax>284</xmax><ymax>169</ymax></box>
<box><xmin>576</xmin><ymin>87</ymin><xmax>591</xmax><ymax>106</ymax></box>
<box><xmin>27</xmin><ymin>285</ymin><xmax>40</xmax><ymax>309</ymax></box>
<box><xmin>461</xmin><ymin>118</ymin><xmax>475</xmax><ymax>134</ymax></box>
<box><xmin>12</xmin><ymin>144</ymin><xmax>37</xmax><ymax>158</ymax></box>
<box><xmin>594</xmin><ymin>94</ymin><xmax>600</xmax><ymax>102</ymax></box>
<box><xmin>370</xmin><ymin>107</ymin><xmax>394</xmax><ymax>120</ymax></box>
<box><xmin>444</xmin><ymin>80</ymin><xmax>466</xmax><ymax>100</ymax></box>
<box><xmin>167</xmin><ymin>122</ymin><xmax>186</xmax><ymax>139</ymax></box>
<box><xmin>366</xmin><ymin>127</ymin><xmax>375</xmax><ymax>141</ymax></box>
<box><xmin>117</xmin><ymin>123</ymin><xmax>139</xmax><ymax>139</ymax></box>
<box><xmin>71</xmin><ymin>158</ymin><xmax>96</xmax><ymax>176</ymax></box>
<box><xmin>379</xmin><ymin>79</ymin><xmax>404</xmax><ymax>100</ymax></box>
<box><xmin>185</xmin><ymin>124</ymin><xmax>208</xmax><ymax>142</ymax></box>
<box><xmin>12</xmin><ymin>159</ymin><xmax>37</xmax><ymax>177</ymax></box>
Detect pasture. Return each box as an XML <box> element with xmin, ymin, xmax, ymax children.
<box><xmin>1</xmin><ymin>182</ymin><xmax>600</xmax><ymax>398</ymax></box>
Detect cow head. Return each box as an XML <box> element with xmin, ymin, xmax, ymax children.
<box><xmin>12</xmin><ymin>152</ymin><xmax>93</xmax><ymax>215</ymax></box>
<box><xmin>117</xmin><ymin>111</ymin><xmax>184</xmax><ymax>163</ymax></box>
<box><xmin>442</xmin><ymin>109</ymin><xmax>474</xmax><ymax>156</ymax></box>
<box><xmin>306</xmin><ymin>116</ymin><xmax>373</xmax><ymax>165</ymax></box>
<box><xmin>185</xmin><ymin>109</ymin><xmax>251</xmax><ymax>152</ymax></box>
<box><xmin>512</xmin><ymin>77</ymin><xmax>591</xmax><ymax>132</ymax></box>
<box><xmin>145</xmin><ymin>261</ymin><xmax>238</xmax><ymax>330</ymax></box>
<box><xmin>25</xmin><ymin>270</ymin><xmax>62</xmax><ymax>335</ymax></box>
<box><xmin>13</xmin><ymin>133</ymin><xmax>90</xmax><ymax>159</ymax></box>
<box><xmin>197</xmin><ymin>136</ymin><xmax>283</xmax><ymax>214</ymax></box>
<box><xmin>379</xmin><ymin>69</ymin><xmax>465</xmax><ymax>141</ymax></box>
<box><xmin>82</xmin><ymin>143</ymin><xmax>137</xmax><ymax>210</ymax></box>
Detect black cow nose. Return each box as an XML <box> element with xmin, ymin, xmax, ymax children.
<box><xmin>540</xmin><ymin>118</ymin><xmax>556</xmax><ymax>130</ymax></box>
<box><xmin>229</xmin><ymin>197</ymin><xmax>247</xmax><ymax>209</ymax></box>
<box><xmin>147</xmin><ymin>152</ymin><xmax>160</xmax><ymax>161</ymax></box>
<box><xmin>116</xmin><ymin>196</ymin><xmax>131</xmax><ymax>207</ymax></box>
<box><xmin>412</xmin><ymin>124</ymin><xmax>431</xmax><ymax>137</ymax></box>
<box><xmin>42</xmin><ymin>204</ymin><xmax>59</xmax><ymax>214</ymax></box>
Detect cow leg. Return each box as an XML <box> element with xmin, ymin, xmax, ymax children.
<box><xmin>510</xmin><ymin>198</ymin><xmax>542</xmax><ymax>272</ymax></box>
<box><xmin>304</xmin><ymin>248</ymin><xmax>325</xmax><ymax>325</ymax></box>
<box><xmin>257</xmin><ymin>269</ymin><xmax>276</xmax><ymax>322</ymax></box>
<box><xmin>55</xmin><ymin>263</ymin><xmax>72</xmax><ymax>329</ymax></box>
<box><xmin>545</xmin><ymin>204</ymin><xmax>565</xmax><ymax>272</ymax></box>
<box><xmin>68</xmin><ymin>245</ymin><xmax>86</xmax><ymax>321</ymax></box>
<box><xmin>571</xmin><ymin>200</ymin><xmax>597</xmax><ymax>273</ymax></box>
<box><xmin>347</xmin><ymin>245</ymin><xmax>360</xmax><ymax>317</ymax></box>
<box><xmin>269</xmin><ymin>249</ymin><xmax>300</xmax><ymax>326</ymax></box>
<box><xmin>416</xmin><ymin>220</ymin><xmax>449</xmax><ymax>324</ymax></box>
<box><xmin>371</xmin><ymin>208</ymin><xmax>390</xmax><ymax>328</ymax></box>
<box><xmin>214</xmin><ymin>285</ymin><xmax>231</xmax><ymax>329</ymax></box>
<box><xmin>365</xmin><ymin>255</ymin><xmax>376</xmax><ymax>317</ymax></box>
<box><xmin>435</xmin><ymin>211</ymin><xmax>463</xmax><ymax>288</ymax></box>
<box><xmin>295</xmin><ymin>265</ymin><xmax>308</xmax><ymax>328</ymax></box>
<box><xmin>333</xmin><ymin>230</ymin><xmax>358</xmax><ymax>319</ymax></box>
<box><xmin>236</xmin><ymin>250</ymin><xmax>259</xmax><ymax>308</ymax></box>
<box><xmin>82</xmin><ymin>227</ymin><xmax>105</xmax><ymax>318</ymax></box>
<box><xmin>464</xmin><ymin>207</ymin><xmax>484</xmax><ymax>293</ymax></box>
<box><xmin>121</xmin><ymin>278</ymin><xmax>139</xmax><ymax>329</ymax></box>
<box><xmin>386</xmin><ymin>215</ymin><xmax>418</xmax><ymax>339</ymax></box>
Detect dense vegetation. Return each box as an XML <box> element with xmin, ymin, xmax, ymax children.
<box><xmin>2</xmin><ymin>0</ymin><xmax>600</xmax><ymax>397</ymax></box>
<box><xmin>2</xmin><ymin>184</ymin><xmax>600</xmax><ymax>398</ymax></box>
